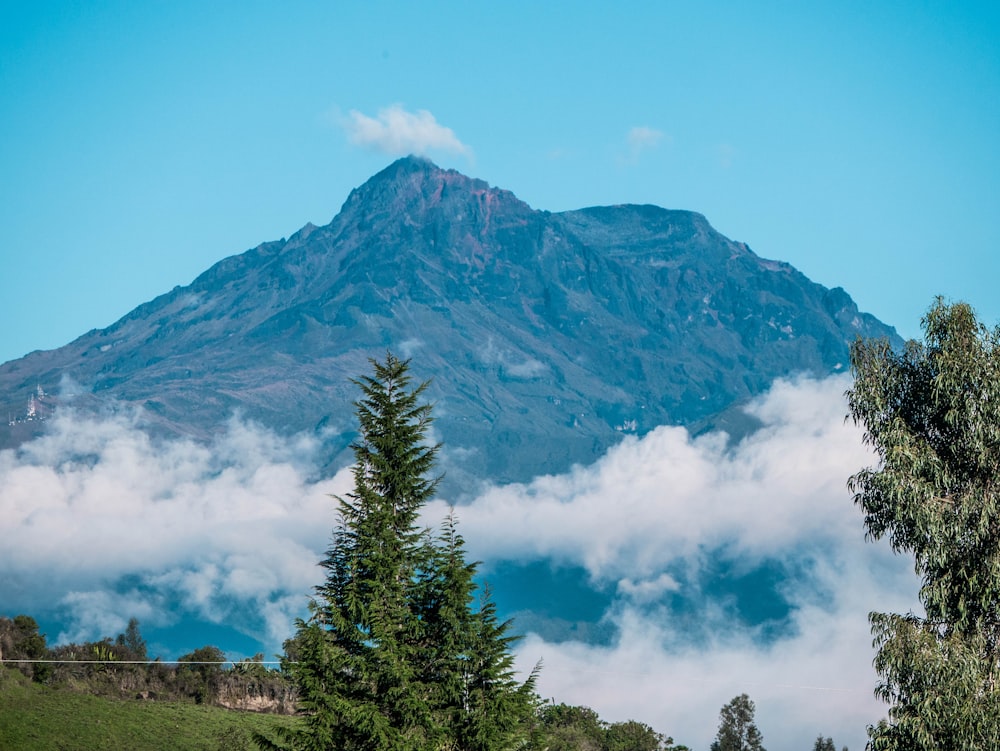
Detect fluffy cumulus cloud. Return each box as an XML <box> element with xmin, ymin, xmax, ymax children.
<box><xmin>343</xmin><ymin>104</ymin><xmax>471</xmax><ymax>157</ymax></box>
<box><xmin>0</xmin><ymin>409</ymin><xmax>352</xmax><ymax>649</ymax></box>
<box><xmin>0</xmin><ymin>375</ymin><xmax>919</xmax><ymax>748</ymax></box>
<box><xmin>424</xmin><ymin>374</ymin><xmax>919</xmax><ymax>750</ymax></box>
<box><xmin>431</xmin><ymin>376</ymin><xmax>871</xmax><ymax>575</ymax></box>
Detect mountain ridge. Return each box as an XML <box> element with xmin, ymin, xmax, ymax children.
<box><xmin>0</xmin><ymin>156</ymin><xmax>899</xmax><ymax>490</ymax></box>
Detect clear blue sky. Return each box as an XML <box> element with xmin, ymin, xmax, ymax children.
<box><xmin>1</xmin><ymin>2</ymin><xmax>998</xmax><ymax>365</ymax></box>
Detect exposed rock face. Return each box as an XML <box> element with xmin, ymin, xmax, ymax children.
<box><xmin>215</xmin><ymin>679</ymin><xmax>296</xmax><ymax>714</ymax></box>
<box><xmin>0</xmin><ymin>157</ymin><xmax>899</xmax><ymax>489</ymax></box>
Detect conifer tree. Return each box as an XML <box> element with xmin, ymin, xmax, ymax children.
<box><xmin>417</xmin><ymin>511</ymin><xmax>539</xmax><ymax>751</ymax></box>
<box><xmin>459</xmin><ymin>584</ymin><xmax>538</xmax><ymax>751</ymax></box>
<box><xmin>259</xmin><ymin>352</ymin><xmax>537</xmax><ymax>751</ymax></box>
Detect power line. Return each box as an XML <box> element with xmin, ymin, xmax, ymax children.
<box><xmin>0</xmin><ymin>659</ymin><xmax>285</xmax><ymax>666</ymax></box>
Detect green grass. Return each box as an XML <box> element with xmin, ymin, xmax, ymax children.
<box><xmin>0</xmin><ymin>668</ymin><xmax>300</xmax><ymax>751</ymax></box>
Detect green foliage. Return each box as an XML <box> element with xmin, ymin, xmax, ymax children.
<box><xmin>267</xmin><ymin>352</ymin><xmax>538</xmax><ymax>751</ymax></box>
<box><xmin>0</xmin><ymin>614</ymin><xmax>51</xmax><ymax>682</ymax></box>
<box><xmin>811</xmin><ymin>737</ymin><xmax>845</xmax><ymax>751</ymax></box>
<box><xmin>848</xmin><ymin>298</ymin><xmax>1000</xmax><ymax>750</ymax></box>
<box><xmin>24</xmin><ymin>632</ymin><xmax>281</xmax><ymax>708</ymax></box>
<box><xmin>178</xmin><ymin>644</ymin><xmax>227</xmax><ymax>704</ymax></box>
<box><xmin>231</xmin><ymin>653</ymin><xmax>272</xmax><ymax>679</ymax></box>
<box><xmin>604</xmin><ymin>720</ymin><xmax>670</xmax><ymax>751</ymax></box>
<box><xmin>11</xmin><ymin>615</ymin><xmax>46</xmax><ymax>658</ymax></box>
<box><xmin>538</xmin><ymin>703</ymin><xmax>606</xmax><ymax>751</ymax></box>
<box><xmin>535</xmin><ymin>704</ymin><xmax>688</xmax><ymax>751</ymax></box>
<box><xmin>178</xmin><ymin>645</ymin><xmax>227</xmax><ymax>675</ymax></box>
<box><xmin>115</xmin><ymin>616</ymin><xmax>148</xmax><ymax>660</ymax></box>
<box><xmin>709</xmin><ymin>694</ymin><xmax>765</xmax><ymax>751</ymax></box>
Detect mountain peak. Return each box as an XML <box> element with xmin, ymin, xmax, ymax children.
<box><xmin>335</xmin><ymin>157</ymin><xmax>531</xmax><ymax>232</ymax></box>
<box><xmin>387</xmin><ymin>153</ymin><xmax>439</xmax><ymax>173</ymax></box>
<box><xmin>362</xmin><ymin>154</ymin><xmax>466</xmax><ymax>190</ymax></box>
<box><xmin>0</xmin><ymin>159</ymin><xmax>900</xmax><ymax>488</ymax></box>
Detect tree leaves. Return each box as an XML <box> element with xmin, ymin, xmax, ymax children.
<box><xmin>709</xmin><ymin>693</ymin><xmax>765</xmax><ymax>751</ymax></box>
<box><xmin>848</xmin><ymin>298</ymin><xmax>1000</xmax><ymax>750</ymax></box>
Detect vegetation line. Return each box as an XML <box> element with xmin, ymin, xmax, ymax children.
<box><xmin>0</xmin><ymin>659</ymin><xmax>862</xmax><ymax>692</ymax></box>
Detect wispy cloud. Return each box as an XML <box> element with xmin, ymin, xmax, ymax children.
<box><xmin>628</xmin><ymin>125</ymin><xmax>664</xmax><ymax>151</ymax></box>
<box><xmin>621</xmin><ymin>125</ymin><xmax>667</xmax><ymax>164</ymax></box>
<box><xmin>718</xmin><ymin>142</ymin><xmax>736</xmax><ymax>169</ymax></box>
<box><xmin>342</xmin><ymin>104</ymin><xmax>471</xmax><ymax>157</ymax></box>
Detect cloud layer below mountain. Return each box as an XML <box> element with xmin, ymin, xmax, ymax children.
<box><xmin>0</xmin><ymin>374</ymin><xmax>916</xmax><ymax>750</ymax></box>
<box><xmin>424</xmin><ymin>374</ymin><xmax>917</xmax><ymax>750</ymax></box>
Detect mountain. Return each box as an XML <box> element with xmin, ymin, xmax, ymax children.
<box><xmin>0</xmin><ymin>156</ymin><xmax>899</xmax><ymax>491</ymax></box>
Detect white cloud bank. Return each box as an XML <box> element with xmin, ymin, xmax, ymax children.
<box><xmin>0</xmin><ymin>410</ymin><xmax>352</xmax><ymax>647</ymax></box>
<box><xmin>0</xmin><ymin>375</ymin><xmax>918</xmax><ymax>749</ymax></box>
<box><xmin>425</xmin><ymin>375</ymin><xmax>918</xmax><ymax>750</ymax></box>
<box><xmin>433</xmin><ymin>376</ymin><xmax>873</xmax><ymax>576</ymax></box>
<box><xmin>343</xmin><ymin>104</ymin><xmax>471</xmax><ymax>157</ymax></box>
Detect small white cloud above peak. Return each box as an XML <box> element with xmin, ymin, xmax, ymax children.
<box><xmin>622</xmin><ymin>126</ymin><xmax>668</xmax><ymax>165</ymax></box>
<box><xmin>717</xmin><ymin>142</ymin><xmax>736</xmax><ymax>169</ymax></box>
<box><xmin>343</xmin><ymin>104</ymin><xmax>472</xmax><ymax>158</ymax></box>
<box><xmin>627</xmin><ymin>125</ymin><xmax>664</xmax><ymax>150</ymax></box>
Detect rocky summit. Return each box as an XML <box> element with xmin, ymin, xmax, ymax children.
<box><xmin>0</xmin><ymin>156</ymin><xmax>899</xmax><ymax>491</ymax></box>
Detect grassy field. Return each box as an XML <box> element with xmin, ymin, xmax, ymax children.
<box><xmin>0</xmin><ymin>667</ymin><xmax>300</xmax><ymax>751</ymax></box>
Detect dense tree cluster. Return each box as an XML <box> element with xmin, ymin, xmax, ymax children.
<box><xmin>537</xmin><ymin>703</ymin><xmax>688</xmax><ymax>751</ymax></box>
<box><xmin>848</xmin><ymin>298</ymin><xmax>1000</xmax><ymax>749</ymax></box>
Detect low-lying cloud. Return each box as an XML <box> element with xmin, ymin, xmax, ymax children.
<box><xmin>0</xmin><ymin>409</ymin><xmax>351</xmax><ymax>647</ymax></box>
<box><xmin>432</xmin><ymin>376</ymin><xmax>877</xmax><ymax>578</ymax></box>
<box><xmin>423</xmin><ymin>375</ymin><xmax>918</xmax><ymax>750</ymax></box>
<box><xmin>0</xmin><ymin>375</ymin><xmax>918</xmax><ymax>749</ymax></box>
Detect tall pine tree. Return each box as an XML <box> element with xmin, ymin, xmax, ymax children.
<box><xmin>260</xmin><ymin>352</ymin><xmax>537</xmax><ymax>751</ymax></box>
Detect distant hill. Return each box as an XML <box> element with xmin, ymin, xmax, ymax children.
<box><xmin>0</xmin><ymin>156</ymin><xmax>899</xmax><ymax>490</ymax></box>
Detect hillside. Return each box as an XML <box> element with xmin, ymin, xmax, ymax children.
<box><xmin>0</xmin><ymin>667</ymin><xmax>298</xmax><ymax>751</ymax></box>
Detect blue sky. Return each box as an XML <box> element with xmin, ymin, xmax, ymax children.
<box><xmin>1</xmin><ymin>3</ymin><xmax>998</xmax><ymax>748</ymax></box>
<box><xmin>2</xmin><ymin>2</ymin><xmax>999</xmax><ymax>366</ymax></box>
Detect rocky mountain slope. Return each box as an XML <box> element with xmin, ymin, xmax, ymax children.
<box><xmin>0</xmin><ymin>157</ymin><xmax>899</xmax><ymax>490</ymax></box>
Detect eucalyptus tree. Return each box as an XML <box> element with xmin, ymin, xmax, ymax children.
<box><xmin>709</xmin><ymin>693</ymin><xmax>765</xmax><ymax>751</ymax></box>
<box><xmin>848</xmin><ymin>298</ymin><xmax>1000</xmax><ymax>749</ymax></box>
